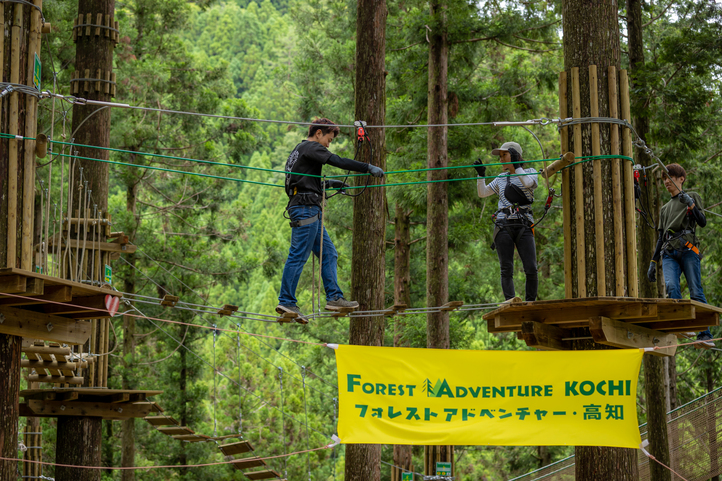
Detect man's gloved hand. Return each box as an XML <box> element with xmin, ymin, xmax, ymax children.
<box><xmin>323</xmin><ymin>179</ymin><xmax>350</xmax><ymax>191</ymax></box>
<box><xmin>368</xmin><ymin>165</ymin><xmax>384</xmax><ymax>178</ymax></box>
<box><xmin>509</xmin><ymin>148</ymin><xmax>523</xmax><ymax>170</ymax></box>
<box><xmin>473</xmin><ymin>158</ymin><xmax>487</xmax><ymax>177</ymax></box>
<box><xmin>678</xmin><ymin>191</ymin><xmax>695</xmax><ymax>208</ymax></box>
<box><xmin>647</xmin><ymin>260</ymin><xmax>657</xmax><ymax>283</ymax></box>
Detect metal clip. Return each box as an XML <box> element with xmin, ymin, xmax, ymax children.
<box><xmin>47</xmin><ymin>323</ymin><xmax>53</xmax><ymax>332</ymax></box>
<box><xmin>0</xmin><ymin>313</ymin><xmax>4</xmax><ymax>324</ymax></box>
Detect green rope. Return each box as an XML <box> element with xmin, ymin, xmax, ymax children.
<box><xmin>2</xmin><ymin>131</ymin><xmax>634</xmax><ymax>179</ymax></box>
<box><xmin>53</xmin><ymin>152</ymin><xmax>285</xmax><ymax>189</ymax></box>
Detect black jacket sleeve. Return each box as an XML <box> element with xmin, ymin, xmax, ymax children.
<box><xmin>691</xmin><ymin>206</ymin><xmax>707</xmax><ymax>227</ymax></box>
<box><xmin>327</xmin><ymin>154</ymin><xmax>369</xmax><ymax>173</ymax></box>
<box><xmin>652</xmin><ymin>229</ymin><xmax>664</xmax><ymax>262</ymax></box>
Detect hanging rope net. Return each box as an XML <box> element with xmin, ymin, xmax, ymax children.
<box><xmin>508</xmin><ymin>386</ymin><xmax>722</xmax><ymax>481</ymax></box>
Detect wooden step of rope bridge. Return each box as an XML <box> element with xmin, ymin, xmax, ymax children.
<box><xmin>19</xmin><ymin>388</ymin><xmax>163</xmax><ymax>420</ymax></box>
<box><xmin>482</xmin><ymin>297</ymin><xmax>721</xmax><ymax>356</ymax></box>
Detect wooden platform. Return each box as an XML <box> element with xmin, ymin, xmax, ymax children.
<box><xmin>19</xmin><ymin>388</ymin><xmax>162</xmax><ymax>420</ymax></box>
<box><xmin>0</xmin><ymin>268</ymin><xmax>120</xmax><ymax>344</ymax></box>
<box><xmin>482</xmin><ymin>297</ymin><xmax>721</xmax><ymax>356</ymax></box>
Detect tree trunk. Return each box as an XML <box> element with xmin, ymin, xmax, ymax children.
<box><xmin>426</xmin><ymin>0</ymin><xmax>450</xmax><ymax>351</ymax></box>
<box><xmin>120</xmin><ymin>173</ymin><xmax>139</xmax><ymax>481</ymax></box>
<box><xmin>0</xmin><ymin>335</ymin><xmax>21</xmax><ymax>479</ymax></box>
<box><xmin>627</xmin><ymin>0</ymin><xmax>671</xmax><ymax>477</ymax></box>
<box><xmin>179</xmin><ymin>329</ymin><xmax>188</xmax><ymax>475</ymax></box>
<box><xmin>425</xmin><ymin>0</ymin><xmax>453</xmax><ymax>475</ymax></box>
<box><xmin>56</xmin><ymin>1</ymin><xmax>115</xmax><ymax>478</ymax></box>
<box><xmin>392</xmin><ymin>204</ymin><xmax>414</xmax><ymax>480</ymax></box>
<box><xmin>346</xmin><ymin>0</ymin><xmax>387</xmax><ymax>479</ymax></box>
<box><xmin>563</xmin><ymin>0</ymin><xmax>638</xmax><ymax>478</ymax></box>
<box><xmin>56</xmin><ymin>417</ymin><xmax>103</xmax><ymax>481</ymax></box>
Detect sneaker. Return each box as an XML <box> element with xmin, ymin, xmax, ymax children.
<box><xmin>695</xmin><ymin>331</ymin><xmax>714</xmax><ymax>349</ymax></box>
<box><xmin>325</xmin><ymin>298</ymin><xmax>359</xmax><ymax>311</ymax></box>
<box><xmin>276</xmin><ymin>304</ymin><xmax>304</xmax><ymax>318</ymax></box>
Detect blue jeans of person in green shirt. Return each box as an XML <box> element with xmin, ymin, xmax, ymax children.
<box><xmin>662</xmin><ymin>247</ymin><xmax>712</xmax><ymax>338</ymax></box>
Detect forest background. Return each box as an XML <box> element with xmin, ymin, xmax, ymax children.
<box><xmin>23</xmin><ymin>0</ymin><xmax>722</xmax><ymax>479</ymax></box>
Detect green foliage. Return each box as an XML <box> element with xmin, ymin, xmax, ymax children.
<box><xmin>29</xmin><ymin>0</ymin><xmax>722</xmax><ymax>479</ymax></box>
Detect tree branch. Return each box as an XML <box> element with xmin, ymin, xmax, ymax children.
<box><xmin>452</xmin><ymin>35</ymin><xmax>495</xmax><ymax>45</ymax></box>
<box><xmin>511</xmin><ymin>34</ymin><xmax>561</xmax><ymax>45</ymax></box>
<box><xmin>493</xmin><ymin>37</ymin><xmax>560</xmax><ymax>53</ymax></box>
<box><xmin>390</xmin><ymin>41</ymin><xmax>424</xmax><ymax>52</ymax></box>
<box><xmin>643</xmin><ymin>0</ymin><xmax>677</xmax><ymax>28</ymax></box>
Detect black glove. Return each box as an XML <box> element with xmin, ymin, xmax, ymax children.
<box><xmin>509</xmin><ymin>148</ymin><xmax>523</xmax><ymax>170</ymax></box>
<box><xmin>367</xmin><ymin>165</ymin><xmax>384</xmax><ymax>178</ymax></box>
<box><xmin>647</xmin><ymin>261</ymin><xmax>657</xmax><ymax>283</ymax></box>
<box><xmin>323</xmin><ymin>179</ymin><xmax>350</xmax><ymax>191</ymax></box>
<box><xmin>678</xmin><ymin>192</ymin><xmax>695</xmax><ymax>208</ymax></box>
<box><xmin>473</xmin><ymin>158</ymin><xmax>487</xmax><ymax>177</ymax></box>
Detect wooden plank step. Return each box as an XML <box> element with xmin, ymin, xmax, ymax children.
<box><xmin>231</xmin><ymin>457</ymin><xmax>266</xmax><ymax>470</ymax></box>
<box><xmin>219</xmin><ymin>440</ymin><xmax>254</xmax><ymax>456</ymax></box>
<box><xmin>21</xmin><ymin>400</ymin><xmax>154</xmax><ymax>420</ymax></box>
<box><xmin>160</xmin><ymin>295</ymin><xmax>179</xmax><ymax>307</ymax></box>
<box><xmin>172</xmin><ymin>434</ymin><xmax>210</xmax><ymax>442</ymax></box>
<box><xmin>218</xmin><ymin>304</ymin><xmax>239</xmax><ymax>316</ymax></box>
<box><xmin>440</xmin><ymin>300</ymin><xmax>464</xmax><ymax>311</ymax></box>
<box><xmin>157</xmin><ymin>426</ymin><xmax>194</xmax><ymax>436</ymax></box>
<box><xmin>0</xmin><ymin>286</ymin><xmax>73</xmax><ymax>307</ymax></box>
<box><xmin>245</xmin><ymin>469</ymin><xmax>281</xmax><ymax>480</ymax></box>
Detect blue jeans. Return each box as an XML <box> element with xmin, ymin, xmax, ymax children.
<box><xmin>278</xmin><ymin>205</ymin><xmax>344</xmax><ymax>306</ymax></box>
<box><xmin>662</xmin><ymin>247</ymin><xmax>712</xmax><ymax>337</ymax></box>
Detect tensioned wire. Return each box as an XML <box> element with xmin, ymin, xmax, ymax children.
<box><xmin>0</xmin><ymin>132</ymin><xmax>633</xmax><ymax>186</ymax></box>
<box><xmin>29</xmin><ymin>146</ymin><xmax>635</xmax><ymax>191</ymax></box>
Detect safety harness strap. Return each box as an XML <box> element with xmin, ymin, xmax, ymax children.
<box><xmin>289</xmin><ymin>212</ymin><xmax>321</xmax><ymax>228</ymax></box>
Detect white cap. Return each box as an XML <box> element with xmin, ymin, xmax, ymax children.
<box><xmin>491</xmin><ymin>141</ymin><xmax>522</xmax><ymax>156</ymax></box>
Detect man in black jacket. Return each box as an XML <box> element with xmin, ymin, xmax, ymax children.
<box><xmin>647</xmin><ymin>163</ymin><xmax>713</xmax><ymax>346</ymax></box>
<box><xmin>277</xmin><ymin>118</ymin><xmax>384</xmax><ymax>318</ymax></box>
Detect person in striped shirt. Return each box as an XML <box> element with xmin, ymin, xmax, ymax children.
<box><xmin>474</xmin><ymin>141</ymin><xmax>539</xmax><ymax>301</ymax></box>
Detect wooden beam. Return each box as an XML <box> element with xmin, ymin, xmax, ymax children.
<box><xmin>589</xmin><ymin>65</ymin><xmax>606</xmax><ymax>296</ymax></box>
<box><xmin>589</xmin><ymin>317</ymin><xmax>677</xmax><ymax>357</ymax></box>
<box><xmin>21</xmin><ymin>359</ymin><xmax>85</xmax><ymax>370</ymax></box>
<box><xmin>220</xmin><ymin>440</ymin><xmax>255</xmax><ymax>456</ymax></box>
<box><xmin>571</xmin><ymin>66</ymin><xmax>586</xmax><ymax>297</ymax></box>
<box><xmin>643</xmin><ymin>312</ymin><xmax>718</xmax><ymax>332</ymax></box>
<box><xmin>21</xmin><ymin>400</ymin><xmax>154</xmax><ymax>420</ymax></box>
<box><xmin>0</xmin><ymin>285</ymin><xmax>72</xmax><ymax>307</ymax></box>
<box><xmin>22</xmin><ymin>344</ymin><xmax>72</xmax><ymax>356</ymax></box>
<box><xmin>520</xmin><ymin>321</ymin><xmax>571</xmax><ymax>351</ymax></box>
<box><xmin>43</xmin><ymin>294</ymin><xmax>106</xmax><ymax>315</ymax></box>
<box><xmin>45</xmin><ymin>237</ymin><xmax>137</xmax><ymax>254</ymax></box>
<box><xmin>494</xmin><ymin>302</ymin><xmax>657</xmax><ymax>329</ymax></box>
<box><xmin>0</xmin><ymin>306</ymin><xmax>92</xmax><ymax>345</ymax></box>
<box><xmin>620</xmin><ymin>70</ymin><xmax>639</xmax><ymax>297</ymax></box>
<box><xmin>608</xmin><ymin>66</ymin><xmax>625</xmax><ymax>296</ymax></box>
<box><xmin>0</xmin><ymin>275</ymin><xmax>27</xmax><ymax>294</ymax></box>
<box><xmin>26</xmin><ymin>374</ymin><xmax>84</xmax><ymax>384</ymax></box>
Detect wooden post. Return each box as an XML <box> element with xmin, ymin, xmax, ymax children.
<box><xmin>22</xmin><ymin>0</ymin><xmax>43</xmax><ymax>271</ymax></box>
<box><xmin>608</xmin><ymin>66</ymin><xmax>625</xmax><ymax>296</ymax></box>
<box><xmin>7</xmin><ymin>4</ymin><xmax>23</xmax><ymax>269</ymax></box>
<box><xmin>559</xmin><ymin>72</ymin><xmax>573</xmax><ymax>299</ymax></box>
<box><xmin>619</xmin><ymin>70</ymin><xmax>638</xmax><ymax>297</ymax></box>
<box><xmin>589</xmin><ymin>65</ymin><xmax>606</xmax><ymax>295</ymax></box>
<box><xmin>571</xmin><ymin>67</ymin><xmax>586</xmax><ymax>297</ymax></box>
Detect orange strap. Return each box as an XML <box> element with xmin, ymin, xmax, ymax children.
<box><xmin>685</xmin><ymin>241</ymin><xmax>699</xmax><ymax>255</ymax></box>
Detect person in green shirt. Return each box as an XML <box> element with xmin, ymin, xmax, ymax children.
<box><xmin>646</xmin><ymin>163</ymin><xmax>713</xmax><ymax>347</ymax></box>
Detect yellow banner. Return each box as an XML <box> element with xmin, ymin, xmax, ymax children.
<box><xmin>335</xmin><ymin>345</ymin><xmax>642</xmax><ymax>448</ymax></box>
